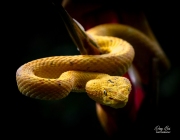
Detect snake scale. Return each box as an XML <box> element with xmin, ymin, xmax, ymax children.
<box><xmin>16</xmin><ymin>23</ymin><xmax>170</xmax><ymax>109</ymax></box>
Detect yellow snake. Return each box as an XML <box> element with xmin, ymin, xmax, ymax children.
<box><xmin>16</xmin><ymin>23</ymin><xmax>170</xmax><ymax>109</ymax></box>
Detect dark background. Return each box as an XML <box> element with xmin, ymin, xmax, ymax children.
<box><xmin>4</xmin><ymin>0</ymin><xmax>179</xmax><ymax>138</ymax></box>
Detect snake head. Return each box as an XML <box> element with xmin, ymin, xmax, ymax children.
<box><xmin>86</xmin><ymin>76</ymin><xmax>132</xmax><ymax>109</ymax></box>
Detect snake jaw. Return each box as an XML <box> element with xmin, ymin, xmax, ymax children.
<box><xmin>102</xmin><ymin>95</ymin><xmax>128</xmax><ymax>109</ymax></box>
<box><xmin>101</xmin><ymin>87</ymin><xmax>130</xmax><ymax>109</ymax></box>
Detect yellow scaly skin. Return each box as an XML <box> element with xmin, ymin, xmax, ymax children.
<box><xmin>16</xmin><ymin>23</ymin><xmax>170</xmax><ymax>109</ymax></box>
<box><xmin>16</xmin><ymin>35</ymin><xmax>134</xmax><ymax>108</ymax></box>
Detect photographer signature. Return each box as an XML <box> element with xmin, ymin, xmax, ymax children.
<box><xmin>154</xmin><ymin>125</ymin><xmax>171</xmax><ymax>133</ymax></box>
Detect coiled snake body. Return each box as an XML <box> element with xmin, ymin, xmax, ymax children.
<box><xmin>16</xmin><ymin>24</ymin><xmax>170</xmax><ymax>109</ymax></box>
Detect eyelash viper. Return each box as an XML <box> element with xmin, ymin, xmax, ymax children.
<box><xmin>16</xmin><ymin>23</ymin><xmax>170</xmax><ymax>109</ymax></box>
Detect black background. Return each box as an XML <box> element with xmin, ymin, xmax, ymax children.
<box><xmin>4</xmin><ymin>0</ymin><xmax>179</xmax><ymax>138</ymax></box>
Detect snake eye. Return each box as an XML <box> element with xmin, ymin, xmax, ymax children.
<box><xmin>104</xmin><ymin>90</ymin><xmax>107</xmax><ymax>96</ymax></box>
